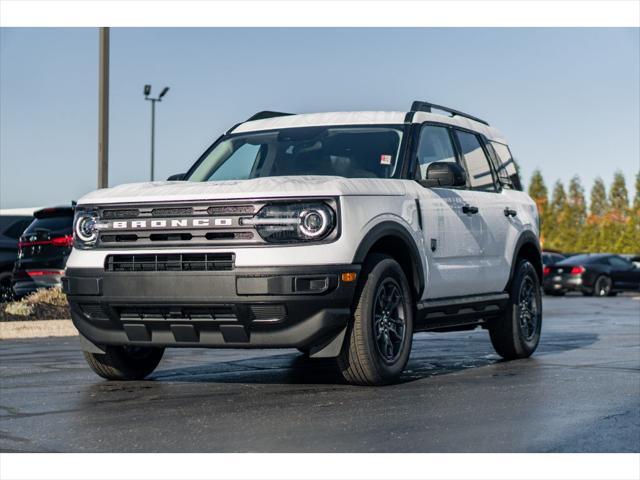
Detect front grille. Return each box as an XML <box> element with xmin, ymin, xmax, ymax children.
<box><xmin>207</xmin><ymin>205</ymin><xmax>255</xmax><ymax>215</ymax></box>
<box><xmin>95</xmin><ymin>202</ymin><xmax>262</xmax><ymax>247</ymax></box>
<box><xmin>99</xmin><ymin>231</ymin><xmax>254</xmax><ymax>244</ymax></box>
<box><xmin>102</xmin><ymin>209</ymin><xmax>140</xmax><ymax>219</ymax></box>
<box><xmin>151</xmin><ymin>207</ymin><xmax>193</xmax><ymax>217</ymax></box>
<box><xmin>101</xmin><ymin>203</ymin><xmax>255</xmax><ymax>219</ymax></box>
<box><xmin>105</xmin><ymin>253</ymin><xmax>235</xmax><ymax>272</ymax></box>
<box><xmin>118</xmin><ymin>305</ymin><xmax>237</xmax><ymax>321</ymax></box>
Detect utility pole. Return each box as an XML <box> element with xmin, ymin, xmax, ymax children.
<box><xmin>98</xmin><ymin>27</ymin><xmax>109</xmax><ymax>189</ymax></box>
<box><xmin>144</xmin><ymin>85</ymin><xmax>170</xmax><ymax>181</ymax></box>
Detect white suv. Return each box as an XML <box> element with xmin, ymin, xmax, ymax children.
<box><xmin>64</xmin><ymin>101</ymin><xmax>542</xmax><ymax>386</ymax></box>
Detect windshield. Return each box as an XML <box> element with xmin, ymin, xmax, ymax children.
<box><xmin>187</xmin><ymin>126</ymin><xmax>405</xmax><ymax>181</ymax></box>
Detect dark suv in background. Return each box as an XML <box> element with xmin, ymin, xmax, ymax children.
<box><xmin>12</xmin><ymin>206</ymin><xmax>74</xmax><ymax>298</ymax></box>
<box><xmin>0</xmin><ymin>213</ymin><xmax>35</xmax><ymax>301</ymax></box>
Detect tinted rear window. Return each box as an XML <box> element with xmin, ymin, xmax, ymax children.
<box><xmin>23</xmin><ymin>216</ymin><xmax>73</xmax><ymax>236</ymax></box>
<box><xmin>557</xmin><ymin>254</ymin><xmax>603</xmax><ymax>265</ymax></box>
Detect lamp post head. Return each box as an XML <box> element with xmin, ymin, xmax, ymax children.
<box><xmin>159</xmin><ymin>87</ymin><xmax>170</xmax><ymax>99</ymax></box>
<box><xmin>144</xmin><ymin>84</ymin><xmax>151</xmax><ymax>97</ymax></box>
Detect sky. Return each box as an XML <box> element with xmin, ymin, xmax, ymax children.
<box><xmin>1</xmin><ymin>28</ymin><xmax>638</xmax><ymax>209</ymax></box>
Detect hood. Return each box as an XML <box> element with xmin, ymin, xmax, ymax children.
<box><xmin>77</xmin><ymin>176</ymin><xmax>407</xmax><ymax>206</ymax></box>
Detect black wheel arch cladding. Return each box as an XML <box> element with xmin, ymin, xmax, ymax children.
<box><xmin>508</xmin><ymin>231</ymin><xmax>542</xmax><ymax>287</ymax></box>
<box><xmin>352</xmin><ymin>221</ymin><xmax>425</xmax><ymax>299</ymax></box>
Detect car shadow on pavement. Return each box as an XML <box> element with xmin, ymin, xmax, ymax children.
<box><xmin>145</xmin><ymin>330</ymin><xmax>599</xmax><ymax>386</ymax></box>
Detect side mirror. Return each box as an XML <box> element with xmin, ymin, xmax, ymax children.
<box><xmin>419</xmin><ymin>162</ymin><xmax>466</xmax><ymax>188</ymax></box>
<box><xmin>167</xmin><ymin>173</ymin><xmax>186</xmax><ymax>181</ymax></box>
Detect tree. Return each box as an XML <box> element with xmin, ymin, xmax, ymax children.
<box><xmin>581</xmin><ymin>178</ymin><xmax>608</xmax><ymax>253</ymax></box>
<box><xmin>609</xmin><ymin>171</ymin><xmax>629</xmax><ymax>218</ymax></box>
<box><xmin>545</xmin><ymin>181</ymin><xmax>567</xmax><ymax>251</ymax></box>
<box><xmin>528</xmin><ymin>170</ymin><xmax>548</xmax><ymax>245</ymax></box>
<box><xmin>559</xmin><ymin>176</ymin><xmax>586</xmax><ymax>252</ymax></box>
<box><xmin>589</xmin><ymin>177</ymin><xmax>608</xmax><ymax>217</ymax></box>
<box><xmin>615</xmin><ymin>171</ymin><xmax>640</xmax><ymax>254</ymax></box>
<box><xmin>601</xmin><ymin>172</ymin><xmax>630</xmax><ymax>252</ymax></box>
<box><xmin>632</xmin><ymin>171</ymin><xmax>640</xmax><ymax>212</ymax></box>
<box><xmin>550</xmin><ymin>180</ymin><xmax>567</xmax><ymax>211</ymax></box>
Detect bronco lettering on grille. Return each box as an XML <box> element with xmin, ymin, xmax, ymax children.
<box><xmin>109</xmin><ymin>218</ymin><xmax>233</xmax><ymax>229</ymax></box>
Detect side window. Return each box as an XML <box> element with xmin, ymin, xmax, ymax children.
<box><xmin>455</xmin><ymin>130</ymin><xmax>496</xmax><ymax>192</ymax></box>
<box><xmin>608</xmin><ymin>256</ymin><xmax>631</xmax><ymax>269</ymax></box>
<box><xmin>416</xmin><ymin>125</ymin><xmax>457</xmax><ymax>179</ymax></box>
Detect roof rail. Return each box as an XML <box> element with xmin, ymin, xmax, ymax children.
<box><xmin>246</xmin><ymin>111</ymin><xmax>294</xmax><ymax>122</ymax></box>
<box><xmin>410</xmin><ymin>101</ymin><xmax>489</xmax><ymax>126</ymax></box>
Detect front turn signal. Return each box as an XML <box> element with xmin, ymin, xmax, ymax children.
<box><xmin>341</xmin><ymin>272</ymin><xmax>357</xmax><ymax>283</ymax></box>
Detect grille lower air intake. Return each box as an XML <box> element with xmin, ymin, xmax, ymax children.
<box><xmin>105</xmin><ymin>253</ymin><xmax>234</xmax><ymax>272</ymax></box>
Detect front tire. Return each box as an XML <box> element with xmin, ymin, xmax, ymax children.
<box><xmin>336</xmin><ymin>254</ymin><xmax>414</xmax><ymax>386</ymax></box>
<box><xmin>83</xmin><ymin>346</ymin><xmax>164</xmax><ymax>380</ymax></box>
<box><xmin>489</xmin><ymin>259</ymin><xmax>542</xmax><ymax>360</ymax></box>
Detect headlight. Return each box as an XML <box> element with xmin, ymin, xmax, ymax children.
<box><xmin>242</xmin><ymin>202</ymin><xmax>336</xmax><ymax>243</ymax></box>
<box><xmin>74</xmin><ymin>211</ymin><xmax>99</xmax><ymax>247</ymax></box>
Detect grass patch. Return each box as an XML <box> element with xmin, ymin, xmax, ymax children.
<box><xmin>0</xmin><ymin>287</ymin><xmax>71</xmax><ymax>322</ymax></box>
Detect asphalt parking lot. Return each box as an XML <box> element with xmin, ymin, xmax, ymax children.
<box><xmin>1</xmin><ymin>295</ymin><xmax>638</xmax><ymax>453</ymax></box>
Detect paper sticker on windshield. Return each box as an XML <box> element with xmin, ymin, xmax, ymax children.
<box><xmin>380</xmin><ymin>154</ymin><xmax>392</xmax><ymax>165</ymax></box>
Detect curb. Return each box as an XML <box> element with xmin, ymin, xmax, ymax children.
<box><xmin>0</xmin><ymin>319</ymin><xmax>78</xmax><ymax>340</ymax></box>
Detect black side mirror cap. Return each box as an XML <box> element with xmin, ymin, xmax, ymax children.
<box><xmin>418</xmin><ymin>162</ymin><xmax>467</xmax><ymax>188</ymax></box>
<box><xmin>167</xmin><ymin>173</ymin><xmax>186</xmax><ymax>181</ymax></box>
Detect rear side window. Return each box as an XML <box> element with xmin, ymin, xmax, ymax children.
<box><xmin>23</xmin><ymin>216</ymin><xmax>73</xmax><ymax>236</ymax></box>
<box><xmin>416</xmin><ymin>125</ymin><xmax>457</xmax><ymax>179</ymax></box>
<box><xmin>0</xmin><ymin>216</ymin><xmax>32</xmax><ymax>239</ymax></box>
<box><xmin>490</xmin><ymin>141</ymin><xmax>520</xmax><ymax>189</ymax></box>
<box><xmin>4</xmin><ymin>218</ymin><xmax>32</xmax><ymax>239</ymax></box>
<box><xmin>608</xmin><ymin>256</ymin><xmax>631</xmax><ymax>268</ymax></box>
<box><xmin>455</xmin><ymin>130</ymin><xmax>496</xmax><ymax>192</ymax></box>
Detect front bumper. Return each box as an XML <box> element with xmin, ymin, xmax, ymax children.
<box><xmin>63</xmin><ymin>264</ymin><xmax>360</xmax><ymax>350</ymax></box>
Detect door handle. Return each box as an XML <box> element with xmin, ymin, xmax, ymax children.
<box><xmin>462</xmin><ymin>204</ymin><xmax>479</xmax><ymax>214</ymax></box>
<box><xmin>504</xmin><ymin>207</ymin><xmax>517</xmax><ymax>217</ymax></box>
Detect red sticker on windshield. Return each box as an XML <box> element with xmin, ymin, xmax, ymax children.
<box><xmin>380</xmin><ymin>154</ymin><xmax>392</xmax><ymax>165</ymax></box>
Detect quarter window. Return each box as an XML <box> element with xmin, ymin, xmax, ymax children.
<box><xmin>416</xmin><ymin>125</ymin><xmax>457</xmax><ymax>179</ymax></box>
<box><xmin>455</xmin><ymin>130</ymin><xmax>496</xmax><ymax>192</ymax></box>
<box><xmin>490</xmin><ymin>141</ymin><xmax>518</xmax><ymax>187</ymax></box>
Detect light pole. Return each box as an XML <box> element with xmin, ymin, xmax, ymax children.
<box><xmin>144</xmin><ymin>85</ymin><xmax>169</xmax><ymax>181</ymax></box>
<box><xmin>98</xmin><ymin>27</ymin><xmax>110</xmax><ymax>188</ymax></box>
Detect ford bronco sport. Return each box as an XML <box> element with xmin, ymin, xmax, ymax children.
<box><xmin>63</xmin><ymin>101</ymin><xmax>542</xmax><ymax>386</ymax></box>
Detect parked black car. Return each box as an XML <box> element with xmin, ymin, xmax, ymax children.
<box><xmin>0</xmin><ymin>214</ymin><xmax>35</xmax><ymax>301</ymax></box>
<box><xmin>543</xmin><ymin>253</ymin><xmax>640</xmax><ymax>297</ymax></box>
<box><xmin>12</xmin><ymin>206</ymin><xmax>74</xmax><ymax>298</ymax></box>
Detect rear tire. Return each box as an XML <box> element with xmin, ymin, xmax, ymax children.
<box><xmin>489</xmin><ymin>259</ymin><xmax>542</xmax><ymax>360</ymax></box>
<box><xmin>336</xmin><ymin>254</ymin><xmax>414</xmax><ymax>386</ymax></box>
<box><xmin>0</xmin><ymin>272</ymin><xmax>14</xmax><ymax>303</ymax></box>
<box><xmin>593</xmin><ymin>275</ymin><xmax>612</xmax><ymax>297</ymax></box>
<box><xmin>83</xmin><ymin>346</ymin><xmax>164</xmax><ymax>380</ymax></box>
